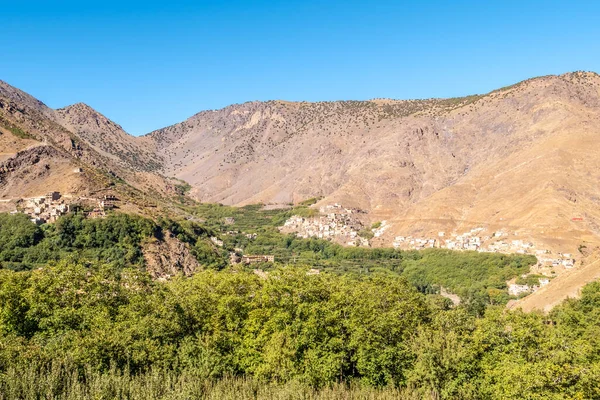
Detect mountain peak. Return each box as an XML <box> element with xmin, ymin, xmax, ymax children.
<box><xmin>63</xmin><ymin>102</ymin><xmax>96</xmax><ymax>111</ymax></box>
<box><xmin>56</xmin><ymin>102</ymin><xmax>125</xmax><ymax>133</ymax></box>
<box><xmin>58</xmin><ymin>102</ymin><xmax>106</xmax><ymax>119</ymax></box>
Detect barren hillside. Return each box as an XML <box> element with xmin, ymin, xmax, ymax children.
<box><xmin>148</xmin><ymin>72</ymin><xmax>600</xmax><ymax>251</ymax></box>
<box><xmin>56</xmin><ymin>102</ymin><xmax>163</xmax><ymax>172</ymax></box>
<box><xmin>0</xmin><ymin>80</ymin><xmax>175</xmax><ymax>205</ymax></box>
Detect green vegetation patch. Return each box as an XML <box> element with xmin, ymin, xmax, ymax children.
<box><xmin>402</xmin><ymin>249</ymin><xmax>536</xmax><ymax>313</ymax></box>
<box><xmin>0</xmin><ymin>263</ymin><xmax>599</xmax><ymax>398</ymax></box>
<box><xmin>173</xmin><ymin>180</ymin><xmax>192</xmax><ymax>196</ymax></box>
<box><xmin>178</xmin><ymin>204</ymin><xmax>537</xmax><ymax>308</ymax></box>
<box><xmin>299</xmin><ymin>196</ymin><xmax>323</xmax><ymax>206</ymax></box>
<box><xmin>0</xmin><ymin>206</ymin><xmax>538</xmax><ymax>310</ymax></box>
<box><xmin>0</xmin><ymin>213</ymin><xmax>223</xmax><ymax>271</ymax></box>
<box><xmin>191</xmin><ymin>202</ymin><xmax>317</xmax><ymax>232</ymax></box>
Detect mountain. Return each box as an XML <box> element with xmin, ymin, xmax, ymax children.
<box><xmin>4</xmin><ymin>73</ymin><xmax>600</xmax><ymax>255</ymax></box>
<box><xmin>148</xmin><ymin>72</ymin><xmax>600</xmax><ymax>251</ymax></box>
<box><xmin>55</xmin><ymin>102</ymin><xmax>162</xmax><ymax>172</ymax></box>
<box><xmin>0</xmin><ymin>80</ymin><xmax>178</xmax><ymax>211</ymax></box>
<box><xmin>2</xmin><ymin>72</ymin><xmax>600</xmax><ymax>310</ymax></box>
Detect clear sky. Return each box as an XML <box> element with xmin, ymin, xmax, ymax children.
<box><xmin>2</xmin><ymin>0</ymin><xmax>599</xmax><ymax>135</ymax></box>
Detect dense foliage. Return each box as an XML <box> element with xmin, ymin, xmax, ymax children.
<box><xmin>0</xmin><ymin>209</ymin><xmax>549</xmax><ymax>398</ymax></box>
<box><xmin>0</xmin><ymin>206</ymin><xmax>590</xmax><ymax>399</ymax></box>
<box><xmin>0</xmin><ymin>213</ymin><xmax>218</xmax><ymax>271</ymax></box>
<box><xmin>402</xmin><ymin>249</ymin><xmax>535</xmax><ymax>314</ymax></box>
<box><xmin>190</xmin><ymin>203</ymin><xmax>318</xmax><ymax>232</ymax></box>
<box><xmin>0</xmin><ymin>263</ymin><xmax>599</xmax><ymax>399</ymax></box>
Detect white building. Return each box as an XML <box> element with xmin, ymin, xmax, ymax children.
<box><xmin>508</xmin><ymin>284</ymin><xmax>531</xmax><ymax>296</ymax></box>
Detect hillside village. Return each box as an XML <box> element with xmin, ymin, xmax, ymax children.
<box><xmin>282</xmin><ymin>203</ymin><xmax>584</xmax><ymax>298</ymax></box>
<box><xmin>14</xmin><ymin>191</ymin><xmax>118</xmax><ymax>224</ymax></box>
<box><xmin>7</xmin><ymin>193</ymin><xmax>584</xmax><ymax>300</ymax></box>
<box><xmin>392</xmin><ymin>228</ymin><xmax>577</xmax><ymax>297</ymax></box>
<box><xmin>281</xmin><ymin>203</ymin><xmax>370</xmax><ymax>246</ymax></box>
<box><xmin>281</xmin><ymin>204</ymin><xmax>574</xmax><ymax>269</ymax></box>
<box><xmin>392</xmin><ymin>228</ymin><xmax>575</xmax><ymax>270</ymax></box>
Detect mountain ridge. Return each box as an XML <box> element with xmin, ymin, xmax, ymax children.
<box><xmin>2</xmin><ymin>72</ymin><xmax>600</xmax><ymax>248</ymax></box>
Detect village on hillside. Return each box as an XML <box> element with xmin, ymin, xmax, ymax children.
<box><xmin>13</xmin><ymin>191</ymin><xmax>118</xmax><ymax>224</ymax></box>
<box><xmin>7</xmin><ymin>194</ymin><xmax>582</xmax><ymax>300</ymax></box>
<box><xmin>281</xmin><ymin>203</ymin><xmax>583</xmax><ymax>298</ymax></box>
<box><xmin>392</xmin><ymin>228</ymin><xmax>577</xmax><ymax>297</ymax></box>
<box><xmin>392</xmin><ymin>228</ymin><xmax>575</xmax><ymax>269</ymax></box>
<box><xmin>281</xmin><ymin>203</ymin><xmax>370</xmax><ymax>247</ymax></box>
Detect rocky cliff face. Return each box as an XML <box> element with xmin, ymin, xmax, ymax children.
<box><xmin>142</xmin><ymin>232</ymin><xmax>200</xmax><ymax>279</ymax></box>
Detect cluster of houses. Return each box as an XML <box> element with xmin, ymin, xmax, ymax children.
<box><xmin>18</xmin><ymin>192</ymin><xmax>69</xmax><ymax>224</ymax></box>
<box><xmin>394</xmin><ymin>235</ymin><xmax>439</xmax><ymax>250</ymax></box>
<box><xmin>252</xmin><ymin>267</ymin><xmax>320</xmax><ymax>279</ymax></box>
<box><xmin>86</xmin><ymin>195</ymin><xmax>117</xmax><ymax>219</ymax></box>
<box><xmin>224</xmin><ymin>229</ymin><xmax>258</xmax><ymax>240</ymax></box>
<box><xmin>282</xmin><ymin>203</ymin><xmax>369</xmax><ymax>246</ymax></box>
<box><xmin>508</xmin><ymin>277</ymin><xmax>551</xmax><ymax>297</ymax></box>
<box><xmin>16</xmin><ymin>192</ymin><xmax>118</xmax><ymax>224</ymax></box>
<box><xmin>393</xmin><ymin>227</ymin><xmax>486</xmax><ymax>251</ymax></box>
<box><xmin>393</xmin><ymin>228</ymin><xmax>577</xmax><ymax>269</ymax></box>
<box><xmin>229</xmin><ymin>251</ymin><xmax>275</xmax><ymax>265</ymax></box>
<box><xmin>536</xmin><ymin>252</ymin><xmax>575</xmax><ymax>269</ymax></box>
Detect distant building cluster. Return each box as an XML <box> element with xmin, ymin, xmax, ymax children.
<box><xmin>282</xmin><ymin>203</ymin><xmax>369</xmax><ymax>246</ymax></box>
<box><xmin>537</xmin><ymin>253</ymin><xmax>575</xmax><ymax>269</ymax></box>
<box><xmin>16</xmin><ymin>192</ymin><xmax>119</xmax><ymax>224</ymax></box>
<box><xmin>508</xmin><ymin>277</ymin><xmax>550</xmax><ymax>297</ymax></box>
<box><xmin>87</xmin><ymin>195</ymin><xmax>118</xmax><ymax>219</ymax></box>
<box><xmin>242</xmin><ymin>255</ymin><xmax>275</xmax><ymax>264</ymax></box>
<box><xmin>394</xmin><ymin>227</ymin><xmax>486</xmax><ymax>251</ymax></box>
<box><xmin>393</xmin><ymin>227</ymin><xmax>576</xmax><ymax>269</ymax></box>
<box><xmin>19</xmin><ymin>192</ymin><xmax>69</xmax><ymax>224</ymax></box>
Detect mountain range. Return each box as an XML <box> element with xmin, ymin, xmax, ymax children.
<box><xmin>2</xmin><ymin>71</ymin><xmax>600</xmax><ymax>309</ymax></box>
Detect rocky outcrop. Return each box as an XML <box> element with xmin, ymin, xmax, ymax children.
<box><xmin>0</xmin><ymin>145</ymin><xmax>64</xmax><ymax>173</ymax></box>
<box><xmin>142</xmin><ymin>232</ymin><xmax>200</xmax><ymax>279</ymax></box>
<box><xmin>0</xmin><ymin>144</ymin><xmax>96</xmax><ymax>198</ymax></box>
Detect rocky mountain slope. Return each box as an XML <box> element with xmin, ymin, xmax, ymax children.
<box><xmin>0</xmin><ymin>80</ymin><xmax>177</xmax><ymax>204</ymax></box>
<box><xmin>56</xmin><ymin>102</ymin><xmax>162</xmax><ymax>172</ymax></box>
<box><xmin>148</xmin><ymin>72</ymin><xmax>600</xmax><ymax>253</ymax></box>
<box><xmin>4</xmin><ymin>72</ymin><xmax>600</xmax><ymax>256</ymax></box>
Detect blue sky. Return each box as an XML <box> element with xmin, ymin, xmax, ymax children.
<box><xmin>2</xmin><ymin>0</ymin><xmax>599</xmax><ymax>135</ymax></box>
